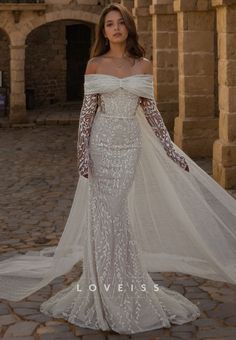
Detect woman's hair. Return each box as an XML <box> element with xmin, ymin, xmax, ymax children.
<box><xmin>90</xmin><ymin>3</ymin><xmax>145</xmax><ymax>59</ymax></box>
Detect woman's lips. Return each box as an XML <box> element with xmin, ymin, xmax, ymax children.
<box><xmin>113</xmin><ymin>33</ymin><xmax>122</xmax><ymax>37</ymax></box>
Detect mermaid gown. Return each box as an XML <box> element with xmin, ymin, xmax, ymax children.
<box><xmin>39</xmin><ymin>74</ymin><xmax>200</xmax><ymax>333</ymax></box>
<box><xmin>1</xmin><ymin>74</ymin><xmax>236</xmax><ymax>335</ymax></box>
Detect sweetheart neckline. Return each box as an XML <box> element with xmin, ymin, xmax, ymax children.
<box><xmin>84</xmin><ymin>73</ymin><xmax>153</xmax><ymax>80</ymax></box>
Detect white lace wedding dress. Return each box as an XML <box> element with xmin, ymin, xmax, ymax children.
<box><xmin>0</xmin><ymin>74</ymin><xmax>236</xmax><ymax>335</ymax></box>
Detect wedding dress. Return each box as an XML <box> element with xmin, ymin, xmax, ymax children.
<box><xmin>0</xmin><ymin>74</ymin><xmax>236</xmax><ymax>334</ymax></box>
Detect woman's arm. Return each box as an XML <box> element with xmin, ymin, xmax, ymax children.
<box><xmin>140</xmin><ymin>58</ymin><xmax>189</xmax><ymax>172</ymax></box>
<box><xmin>77</xmin><ymin>59</ymin><xmax>99</xmax><ymax>178</ymax></box>
<box><xmin>140</xmin><ymin>97</ymin><xmax>189</xmax><ymax>172</ymax></box>
<box><xmin>77</xmin><ymin>94</ymin><xmax>98</xmax><ymax>178</ymax></box>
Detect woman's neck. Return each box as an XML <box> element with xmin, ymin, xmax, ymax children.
<box><xmin>107</xmin><ymin>43</ymin><xmax>127</xmax><ymax>58</ymax></box>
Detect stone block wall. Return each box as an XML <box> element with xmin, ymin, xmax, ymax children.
<box><xmin>173</xmin><ymin>0</ymin><xmax>219</xmax><ymax>157</ymax></box>
<box><xmin>25</xmin><ymin>21</ymin><xmax>67</xmax><ymax>107</ymax></box>
<box><xmin>133</xmin><ymin>0</ymin><xmax>153</xmax><ymax>60</ymax></box>
<box><xmin>0</xmin><ymin>29</ymin><xmax>10</xmax><ymax>113</ymax></box>
<box><xmin>212</xmin><ymin>1</ymin><xmax>236</xmax><ymax>188</ymax></box>
<box><xmin>150</xmin><ymin>1</ymin><xmax>179</xmax><ymax>132</ymax></box>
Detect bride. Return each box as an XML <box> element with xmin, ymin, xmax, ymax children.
<box><xmin>0</xmin><ymin>3</ymin><xmax>236</xmax><ymax>335</ymax></box>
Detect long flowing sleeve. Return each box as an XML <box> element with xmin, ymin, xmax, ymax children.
<box><xmin>77</xmin><ymin>93</ymin><xmax>98</xmax><ymax>178</ymax></box>
<box><xmin>140</xmin><ymin>97</ymin><xmax>189</xmax><ymax>172</ymax></box>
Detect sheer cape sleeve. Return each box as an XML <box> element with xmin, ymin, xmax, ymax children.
<box><xmin>140</xmin><ymin>97</ymin><xmax>189</xmax><ymax>172</ymax></box>
<box><xmin>128</xmin><ymin>104</ymin><xmax>236</xmax><ymax>284</ymax></box>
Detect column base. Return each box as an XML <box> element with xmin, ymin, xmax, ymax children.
<box><xmin>9</xmin><ymin>107</ymin><xmax>28</xmax><ymax>124</ymax></box>
<box><xmin>213</xmin><ymin>139</ymin><xmax>236</xmax><ymax>189</ymax></box>
<box><xmin>174</xmin><ymin>116</ymin><xmax>219</xmax><ymax>157</ymax></box>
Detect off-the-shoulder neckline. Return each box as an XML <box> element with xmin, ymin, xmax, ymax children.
<box><xmin>84</xmin><ymin>73</ymin><xmax>153</xmax><ymax>80</ymax></box>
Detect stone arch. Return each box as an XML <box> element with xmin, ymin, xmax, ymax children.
<box><xmin>25</xmin><ymin>18</ymin><xmax>94</xmax><ymax>109</ymax></box>
<box><xmin>23</xmin><ymin>10</ymin><xmax>99</xmax><ymax>43</ymax></box>
<box><xmin>0</xmin><ymin>28</ymin><xmax>10</xmax><ymax>116</ymax></box>
<box><xmin>0</xmin><ymin>26</ymin><xmax>10</xmax><ymax>43</ymax></box>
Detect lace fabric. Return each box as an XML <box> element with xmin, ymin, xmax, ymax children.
<box><xmin>140</xmin><ymin>97</ymin><xmax>189</xmax><ymax>172</ymax></box>
<box><xmin>77</xmin><ymin>94</ymin><xmax>98</xmax><ymax>178</ymax></box>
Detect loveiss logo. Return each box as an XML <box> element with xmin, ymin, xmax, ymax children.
<box><xmin>76</xmin><ymin>282</ymin><xmax>160</xmax><ymax>293</ymax></box>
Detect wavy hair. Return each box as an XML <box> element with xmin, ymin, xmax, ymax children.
<box><xmin>90</xmin><ymin>3</ymin><xmax>145</xmax><ymax>59</ymax></box>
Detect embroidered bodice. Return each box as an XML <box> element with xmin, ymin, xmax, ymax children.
<box><xmin>99</xmin><ymin>88</ymin><xmax>140</xmax><ymax>118</ymax></box>
<box><xmin>77</xmin><ymin>74</ymin><xmax>189</xmax><ymax>178</ymax></box>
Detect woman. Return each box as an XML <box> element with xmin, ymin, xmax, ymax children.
<box><xmin>0</xmin><ymin>3</ymin><xmax>236</xmax><ymax>335</ymax></box>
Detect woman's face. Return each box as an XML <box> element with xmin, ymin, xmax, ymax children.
<box><xmin>103</xmin><ymin>10</ymin><xmax>128</xmax><ymax>45</ymax></box>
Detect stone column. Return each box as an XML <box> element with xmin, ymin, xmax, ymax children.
<box><xmin>133</xmin><ymin>0</ymin><xmax>152</xmax><ymax>60</ymax></box>
<box><xmin>9</xmin><ymin>44</ymin><xmax>27</xmax><ymax>124</ymax></box>
<box><xmin>120</xmin><ymin>0</ymin><xmax>134</xmax><ymax>11</ymax></box>
<box><xmin>173</xmin><ymin>0</ymin><xmax>218</xmax><ymax>157</ymax></box>
<box><xmin>212</xmin><ymin>0</ymin><xmax>236</xmax><ymax>188</ymax></box>
<box><xmin>150</xmin><ymin>0</ymin><xmax>178</xmax><ymax>132</ymax></box>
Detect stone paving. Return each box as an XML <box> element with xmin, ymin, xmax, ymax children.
<box><xmin>0</xmin><ymin>103</ymin><xmax>80</xmax><ymax>128</ymax></box>
<box><xmin>0</xmin><ymin>123</ymin><xmax>236</xmax><ymax>340</ymax></box>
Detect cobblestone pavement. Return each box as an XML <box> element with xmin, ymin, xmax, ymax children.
<box><xmin>0</xmin><ymin>125</ymin><xmax>236</xmax><ymax>340</ymax></box>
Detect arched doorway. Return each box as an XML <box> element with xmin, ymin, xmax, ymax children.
<box><xmin>0</xmin><ymin>28</ymin><xmax>10</xmax><ymax>117</ymax></box>
<box><xmin>25</xmin><ymin>20</ymin><xmax>93</xmax><ymax>109</ymax></box>
<box><xmin>66</xmin><ymin>24</ymin><xmax>91</xmax><ymax>101</ymax></box>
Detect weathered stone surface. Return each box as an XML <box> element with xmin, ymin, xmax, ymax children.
<box><xmin>107</xmin><ymin>335</ymin><xmax>131</xmax><ymax>340</ymax></box>
<box><xmin>225</xmin><ymin>316</ymin><xmax>236</xmax><ymax>326</ymax></box>
<box><xmin>168</xmin><ymin>284</ymin><xmax>185</xmax><ymax>294</ymax></box>
<box><xmin>25</xmin><ymin>313</ymin><xmax>51</xmax><ymax>323</ymax></box>
<box><xmin>13</xmin><ymin>308</ymin><xmax>39</xmax><ymax>316</ymax></box>
<box><xmin>185</xmin><ymin>292</ymin><xmax>210</xmax><ymax>299</ymax></box>
<box><xmin>0</xmin><ymin>314</ymin><xmax>19</xmax><ymax>326</ymax></box>
<box><xmin>192</xmin><ymin>317</ymin><xmax>220</xmax><ymax>327</ymax></box>
<box><xmin>198</xmin><ymin>326</ymin><xmax>236</xmax><ymax>338</ymax></box>
<box><xmin>174</xmin><ymin>279</ymin><xmax>199</xmax><ymax>287</ymax></box>
<box><xmin>74</xmin><ymin>327</ymin><xmax>103</xmax><ymax>336</ymax></box>
<box><xmin>206</xmin><ymin>302</ymin><xmax>236</xmax><ymax>319</ymax></box>
<box><xmin>171</xmin><ymin>324</ymin><xmax>196</xmax><ymax>332</ymax></box>
<box><xmin>197</xmin><ymin>299</ymin><xmax>218</xmax><ymax>311</ymax></box>
<box><xmin>213</xmin><ymin>3</ymin><xmax>236</xmax><ymax>188</ymax></box>
<box><xmin>171</xmin><ymin>332</ymin><xmax>194</xmax><ymax>339</ymax></box>
<box><xmin>36</xmin><ymin>324</ymin><xmax>70</xmax><ymax>335</ymax></box>
<box><xmin>39</xmin><ymin>333</ymin><xmax>79</xmax><ymax>340</ymax></box>
<box><xmin>3</xmin><ymin>321</ymin><xmax>39</xmax><ymax>337</ymax></box>
<box><xmin>0</xmin><ymin>303</ymin><xmax>10</xmax><ymax>315</ymax></box>
<box><xmin>2</xmin><ymin>337</ymin><xmax>34</xmax><ymax>340</ymax></box>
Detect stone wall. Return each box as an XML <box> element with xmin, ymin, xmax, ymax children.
<box><xmin>150</xmin><ymin>1</ymin><xmax>178</xmax><ymax>132</ymax></box>
<box><xmin>212</xmin><ymin>1</ymin><xmax>236</xmax><ymax>188</ymax></box>
<box><xmin>0</xmin><ymin>29</ymin><xmax>10</xmax><ymax>112</ymax></box>
<box><xmin>25</xmin><ymin>21</ymin><xmax>67</xmax><ymax>108</ymax></box>
<box><xmin>173</xmin><ymin>0</ymin><xmax>219</xmax><ymax>157</ymax></box>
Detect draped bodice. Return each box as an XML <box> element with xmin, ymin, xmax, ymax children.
<box><xmin>84</xmin><ymin>74</ymin><xmax>154</xmax><ymax>119</ymax></box>
<box><xmin>84</xmin><ymin>74</ymin><xmax>154</xmax><ymax>98</ymax></box>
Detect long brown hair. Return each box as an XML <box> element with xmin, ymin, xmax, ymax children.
<box><xmin>90</xmin><ymin>3</ymin><xmax>145</xmax><ymax>59</ymax></box>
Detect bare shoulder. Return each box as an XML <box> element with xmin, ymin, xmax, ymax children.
<box><xmin>139</xmin><ymin>57</ymin><xmax>153</xmax><ymax>75</ymax></box>
<box><xmin>85</xmin><ymin>56</ymin><xmax>103</xmax><ymax>75</ymax></box>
